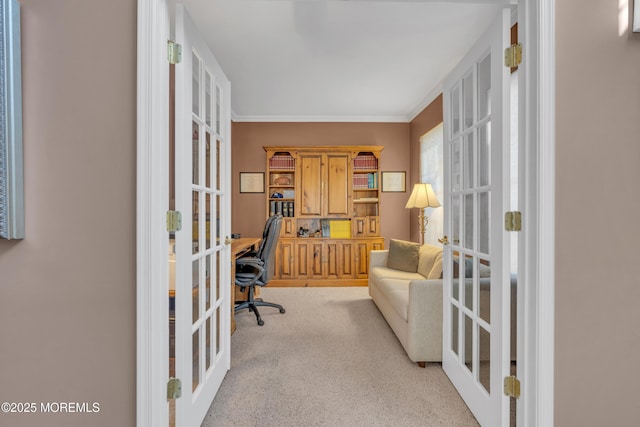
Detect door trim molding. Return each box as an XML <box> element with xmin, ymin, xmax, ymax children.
<box><xmin>518</xmin><ymin>0</ymin><xmax>555</xmax><ymax>425</ymax></box>
<box><xmin>137</xmin><ymin>0</ymin><xmax>169</xmax><ymax>426</ymax></box>
<box><xmin>533</xmin><ymin>0</ymin><xmax>555</xmax><ymax>425</ymax></box>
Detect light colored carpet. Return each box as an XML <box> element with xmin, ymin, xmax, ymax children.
<box><xmin>202</xmin><ymin>287</ymin><xmax>479</xmax><ymax>427</ymax></box>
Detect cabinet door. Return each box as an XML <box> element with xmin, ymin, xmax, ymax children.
<box><xmin>277</xmin><ymin>240</ymin><xmax>295</xmax><ymax>280</ymax></box>
<box><xmin>337</xmin><ymin>240</ymin><xmax>355</xmax><ymax>278</ymax></box>
<box><xmin>294</xmin><ymin>241</ymin><xmax>309</xmax><ymax>278</ymax></box>
<box><xmin>352</xmin><ymin>218</ymin><xmax>366</xmax><ymax>238</ymax></box>
<box><xmin>354</xmin><ymin>241</ymin><xmax>371</xmax><ymax>278</ymax></box>
<box><xmin>366</xmin><ymin>216</ymin><xmax>380</xmax><ymax>236</ymax></box>
<box><xmin>298</xmin><ymin>153</ymin><xmax>323</xmax><ymax>216</ymax></box>
<box><xmin>309</xmin><ymin>241</ymin><xmax>324</xmax><ymax>279</ymax></box>
<box><xmin>281</xmin><ymin>217</ymin><xmax>296</xmax><ymax>237</ymax></box>
<box><xmin>325</xmin><ymin>240</ymin><xmax>340</xmax><ymax>279</ymax></box>
<box><xmin>326</xmin><ymin>154</ymin><xmax>350</xmax><ymax>216</ymax></box>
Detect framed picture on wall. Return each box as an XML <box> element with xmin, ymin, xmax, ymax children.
<box><xmin>239</xmin><ymin>172</ymin><xmax>265</xmax><ymax>193</ymax></box>
<box><xmin>381</xmin><ymin>171</ymin><xmax>406</xmax><ymax>192</ymax></box>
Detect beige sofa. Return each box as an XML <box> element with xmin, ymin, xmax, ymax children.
<box><xmin>368</xmin><ymin>240</ymin><xmax>516</xmax><ymax>366</ymax></box>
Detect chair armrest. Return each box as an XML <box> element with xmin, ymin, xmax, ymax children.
<box><xmin>369</xmin><ymin>250</ymin><xmax>389</xmax><ymax>271</ymax></box>
<box><xmin>236</xmin><ymin>256</ymin><xmax>264</xmax><ymax>268</ymax></box>
<box><xmin>235</xmin><ymin>256</ymin><xmax>265</xmax><ymax>288</ymax></box>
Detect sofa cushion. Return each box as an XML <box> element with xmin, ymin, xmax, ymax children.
<box><xmin>439</xmin><ymin>256</ymin><xmax>491</xmax><ymax>278</ymax></box>
<box><xmin>370</xmin><ymin>266</ymin><xmax>425</xmax><ymax>283</ymax></box>
<box><xmin>427</xmin><ymin>251</ymin><xmax>443</xmax><ymax>279</ymax></box>
<box><xmin>417</xmin><ymin>244</ymin><xmax>443</xmax><ymax>278</ymax></box>
<box><xmin>387</xmin><ymin>239</ymin><xmax>420</xmax><ymax>272</ymax></box>
<box><xmin>439</xmin><ymin>256</ymin><xmax>471</xmax><ymax>279</ymax></box>
<box><xmin>479</xmin><ymin>262</ymin><xmax>491</xmax><ymax>278</ymax></box>
<box><xmin>377</xmin><ymin>278</ymin><xmax>410</xmax><ymax>321</ymax></box>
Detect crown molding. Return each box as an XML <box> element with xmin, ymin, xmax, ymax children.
<box><xmin>231</xmin><ymin>114</ymin><xmax>410</xmax><ymax>123</ymax></box>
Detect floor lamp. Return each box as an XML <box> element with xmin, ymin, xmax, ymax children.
<box><xmin>405</xmin><ymin>183</ymin><xmax>441</xmax><ymax>245</ymax></box>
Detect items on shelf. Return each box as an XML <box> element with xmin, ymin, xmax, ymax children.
<box><xmin>353</xmin><ymin>172</ymin><xmax>378</xmax><ymax>189</ymax></box>
<box><xmin>269</xmin><ymin>153</ymin><xmax>295</xmax><ymax>170</ymax></box>
<box><xmin>270</xmin><ymin>200</ymin><xmax>295</xmax><ymax>217</ymax></box>
<box><xmin>353</xmin><ymin>153</ymin><xmax>378</xmax><ymax>170</ymax></box>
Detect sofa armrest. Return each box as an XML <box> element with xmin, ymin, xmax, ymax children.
<box><xmin>406</xmin><ymin>278</ymin><xmax>444</xmax><ymax>361</ymax></box>
<box><xmin>369</xmin><ymin>250</ymin><xmax>389</xmax><ymax>272</ymax></box>
<box><xmin>408</xmin><ymin>279</ymin><xmax>443</xmax><ymax>317</ymax></box>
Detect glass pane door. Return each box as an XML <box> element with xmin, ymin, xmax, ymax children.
<box><xmin>174</xmin><ymin>4</ymin><xmax>231</xmax><ymax>426</ymax></box>
<box><xmin>442</xmin><ymin>8</ymin><xmax>512</xmax><ymax>427</ymax></box>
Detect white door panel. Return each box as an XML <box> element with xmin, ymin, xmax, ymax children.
<box><xmin>442</xmin><ymin>7</ymin><xmax>511</xmax><ymax>427</ymax></box>
<box><xmin>174</xmin><ymin>4</ymin><xmax>231</xmax><ymax>426</ymax></box>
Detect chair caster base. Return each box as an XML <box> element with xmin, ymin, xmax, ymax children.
<box><xmin>279</xmin><ymin>308</ymin><xmax>286</xmax><ymax>314</ymax></box>
<box><xmin>257</xmin><ymin>319</ymin><xmax>264</xmax><ymax>326</ymax></box>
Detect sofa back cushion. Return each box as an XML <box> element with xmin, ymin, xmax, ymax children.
<box><xmin>417</xmin><ymin>244</ymin><xmax>443</xmax><ymax>279</ymax></box>
<box><xmin>387</xmin><ymin>239</ymin><xmax>420</xmax><ymax>272</ymax></box>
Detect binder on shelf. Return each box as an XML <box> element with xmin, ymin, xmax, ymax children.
<box><xmin>329</xmin><ymin>219</ymin><xmax>351</xmax><ymax>238</ymax></box>
<box><xmin>321</xmin><ymin>219</ymin><xmax>330</xmax><ymax>238</ymax></box>
<box><xmin>282</xmin><ymin>202</ymin><xmax>289</xmax><ymax>217</ymax></box>
<box><xmin>270</xmin><ymin>200</ymin><xmax>276</xmax><ymax>216</ymax></box>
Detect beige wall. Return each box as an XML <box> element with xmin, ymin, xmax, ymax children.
<box><xmin>555</xmin><ymin>0</ymin><xmax>640</xmax><ymax>425</ymax></box>
<box><xmin>0</xmin><ymin>1</ymin><xmax>137</xmax><ymax>426</ymax></box>
<box><xmin>408</xmin><ymin>95</ymin><xmax>443</xmax><ymax>243</ymax></box>
<box><xmin>231</xmin><ymin>122</ymin><xmax>411</xmax><ymax>245</ymax></box>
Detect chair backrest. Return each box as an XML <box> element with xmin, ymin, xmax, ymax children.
<box><xmin>259</xmin><ymin>214</ymin><xmax>282</xmax><ymax>283</ymax></box>
<box><xmin>255</xmin><ymin>214</ymin><xmax>279</xmax><ymax>259</ymax></box>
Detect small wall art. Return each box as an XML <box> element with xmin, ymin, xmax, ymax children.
<box><xmin>239</xmin><ymin>172</ymin><xmax>265</xmax><ymax>193</ymax></box>
<box><xmin>381</xmin><ymin>171</ymin><xmax>406</xmax><ymax>193</ymax></box>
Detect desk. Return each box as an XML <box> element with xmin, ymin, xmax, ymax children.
<box><xmin>231</xmin><ymin>237</ymin><xmax>261</xmax><ymax>334</ymax></box>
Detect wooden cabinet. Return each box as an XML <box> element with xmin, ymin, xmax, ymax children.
<box><xmin>275</xmin><ymin>237</ymin><xmax>382</xmax><ymax>286</ymax></box>
<box><xmin>352</xmin><ymin>216</ymin><xmax>380</xmax><ymax>237</ymax></box>
<box><xmin>354</xmin><ymin>239</ymin><xmax>384</xmax><ymax>279</ymax></box>
<box><xmin>298</xmin><ymin>152</ymin><xmax>350</xmax><ymax>217</ymax></box>
<box><xmin>265</xmin><ymin>146</ymin><xmax>384</xmax><ymax>287</ymax></box>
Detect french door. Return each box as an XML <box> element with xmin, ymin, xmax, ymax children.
<box><xmin>174</xmin><ymin>4</ymin><xmax>231</xmax><ymax>426</ymax></box>
<box><xmin>442</xmin><ymin>8</ymin><xmax>512</xmax><ymax>426</ymax></box>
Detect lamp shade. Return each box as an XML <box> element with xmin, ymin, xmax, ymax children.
<box><xmin>405</xmin><ymin>183</ymin><xmax>441</xmax><ymax>209</ymax></box>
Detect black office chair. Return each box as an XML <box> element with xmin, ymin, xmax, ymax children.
<box><xmin>234</xmin><ymin>214</ymin><xmax>285</xmax><ymax>326</ymax></box>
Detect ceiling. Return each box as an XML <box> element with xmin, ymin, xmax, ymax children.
<box><xmin>183</xmin><ymin>0</ymin><xmax>505</xmax><ymax>122</ymax></box>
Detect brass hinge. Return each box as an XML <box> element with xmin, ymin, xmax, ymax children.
<box><xmin>504</xmin><ymin>211</ymin><xmax>522</xmax><ymax>232</ymax></box>
<box><xmin>504</xmin><ymin>43</ymin><xmax>522</xmax><ymax>68</ymax></box>
<box><xmin>166</xmin><ymin>210</ymin><xmax>182</xmax><ymax>232</ymax></box>
<box><xmin>167</xmin><ymin>377</ymin><xmax>182</xmax><ymax>400</ymax></box>
<box><xmin>167</xmin><ymin>40</ymin><xmax>182</xmax><ymax>64</ymax></box>
<box><xmin>504</xmin><ymin>375</ymin><xmax>521</xmax><ymax>398</ymax></box>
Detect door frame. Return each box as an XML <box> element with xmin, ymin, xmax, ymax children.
<box><xmin>137</xmin><ymin>0</ymin><xmax>170</xmax><ymax>425</ymax></box>
<box><xmin>518</xmin><ymin>1</ymin><xmax>556</xmax><ymax>425</ymax></box>
<box><xmin>135</xmin><ymin>0</ymin><xmax>556</xmax><ymax>426</ymax></box>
